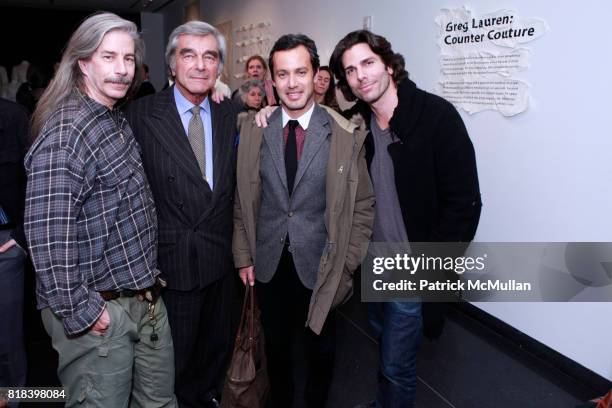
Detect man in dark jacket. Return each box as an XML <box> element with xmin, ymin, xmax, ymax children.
<box><xmin>330</xmin><ymin>30</ymin><xmax>482</xmax><ymax>408</ymax></box>
<box><xmin>0</xmin><ymin>97</ymin><xmax>29</xmax><ymax>407</ymax></box>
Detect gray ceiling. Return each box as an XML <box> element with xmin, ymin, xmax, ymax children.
<box><xmin>0</xmin><ymin>0</ymin><xmax>175</xmax><ymax>13</ymax></box>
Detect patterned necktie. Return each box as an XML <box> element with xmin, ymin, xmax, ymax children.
<box><xmin>188</xmin><ymin>105</ymin><xmax>206</xmax><ymax>179</ymax></box>
<box><xmin>285</xmin><ymin>120</ymin><xmax>299</xmax><ymax>195</ymax></box>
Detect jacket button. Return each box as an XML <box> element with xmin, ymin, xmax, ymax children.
<box><xmin>288</xmin><ymin>212</ymin><xmax>293</xmax><ymax>217</ymax></box>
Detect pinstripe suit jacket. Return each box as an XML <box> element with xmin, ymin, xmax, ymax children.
<box><xmin>126</xmin><ymin>87</ymin><xmax>238</xmax><ymax>290</ymax></box>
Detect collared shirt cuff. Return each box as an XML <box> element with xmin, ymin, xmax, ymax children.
<box><xmin>61</xmin><ymin>290</ymin><xmax>106</xmax><ymax>336</ymax></box>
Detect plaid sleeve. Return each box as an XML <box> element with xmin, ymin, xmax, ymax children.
<box><xmin>24</xmin><ymin>146</ymin><xmax>105</xmax><ymax>335</ymax></box>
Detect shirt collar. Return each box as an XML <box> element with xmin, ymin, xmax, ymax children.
<box><xmin>78</xmin><ymin>90</ymin><xmax>113</xmax><ymax>117</ymax></box>
<box><xmin>281</xmin><ymin>102</ymin><xmax>315</xmax><ymax>130</ymax></box>
<box><xmin>173</xmin><ymin>85</ymin><xmax>210</xmax><ymax>115</ymax></box>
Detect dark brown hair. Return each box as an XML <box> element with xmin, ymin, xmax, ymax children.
<box><xmin>330</xmin><ymin>30</ymin><xmax>408</xmax><ymax>102</ymax></box>
<box><xmin>316</xmin><ymin>66</ymin><xmax>339</xmax><ymax>110</ymax></box>
<box><xmin>268</xmin><ymin>34</ymin><xmax>319</xmax><ymax>79</ymax></box>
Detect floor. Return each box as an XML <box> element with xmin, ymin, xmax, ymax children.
<box><xmin>21</xmin><ymin>273</ymin><xmax>600</xmax><ymax>408</ymax></box>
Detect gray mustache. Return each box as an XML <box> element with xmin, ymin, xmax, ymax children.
<box><xmin>105</xmin><ymin>77</ymin><xmax>132</xmax><ymax>85</ymax></box>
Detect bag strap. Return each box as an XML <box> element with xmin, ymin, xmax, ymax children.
<box><xmin>237</xmin><ymin>285</ymin><xmax>251</xmax><ymax>339</ymax></box>
<box><xmin>249</xmin><ymin>285</ymin><xmax>255</xmax><ymax>340</ymax></box>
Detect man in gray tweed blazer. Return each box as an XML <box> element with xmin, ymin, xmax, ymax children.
<box><xmin>233</xmin><ymin>34</ymin><xmax>374</xmax><ymax>408</ymax></box>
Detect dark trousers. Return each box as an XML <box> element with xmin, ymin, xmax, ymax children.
<box><xmin>163</xmin><ymin>273</ymin><xmax>234</xmax><ymax>408</ymax></box>
<box><xmin>258</xmin><ymin>247</ymin><xmax>336</xmax><ymax>408</ymax></box>
<box><xmin>0</xmin><ymin>230</ymin><xmax>27</xmax><ymax>408</ymax></box>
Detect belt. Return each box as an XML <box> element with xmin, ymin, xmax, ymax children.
<box><xmin>99</xmin><ymin>277</ymin><xmax>166</xmax><ymax>303</ymax></box>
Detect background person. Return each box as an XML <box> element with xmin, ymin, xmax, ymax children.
<box><xmin>237</xmin><ymin>78</ymin><xmax>266</xmax><ymax>129</ymax></box>
<box><xmin>232</xmin><ymin>54</ymin><xmax>277</xmax><ymax>106</ymax></box>
<box><xmin>239</xmin><ymin>78</ymin><xmax>265</xmax><ymax>111</ymax></box>
<box><xmin>313</xmin><ymin>66</ymin><xmax>340</xmax><ymax>113</ymax></box>
<box><xmin>0</xmin><ymin>97</ymin><xmax>29</xmax><ymax>408</ymax></box>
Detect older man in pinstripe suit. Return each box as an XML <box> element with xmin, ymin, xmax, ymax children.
<box><xmin>127</xmin><ymin>21</ymin><xmax>238</xmax><ymax>408</ymax></box>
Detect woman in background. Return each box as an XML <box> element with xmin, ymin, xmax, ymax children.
<box><xmin>237</xmin><ymin>79</ymin><xmax>266</xmax><ymax>129</ymax></box>
<box><xmin>240</xmin><ymin>79</ymin><xmax>265</xmax><ymax>111</ymax></box>
<box><xmin>233</xmin><ymin>55</ymin><xmax>277</xmax><ymax>106</ymax></box>
<box><xmin>313</xmin><ymin>66</ymin><xmax>341</xmax><ymax>112</ymax></box>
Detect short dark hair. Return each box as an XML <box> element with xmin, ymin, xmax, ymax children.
<box><xmin>268</xmin><ymin>34</ymin><xmax>319</xmax><ymax>79</ymax></box>
<box><xmin>330</xmin><ymin>30</ymin><xmax>408</xmax><ymax>102</ymax></box>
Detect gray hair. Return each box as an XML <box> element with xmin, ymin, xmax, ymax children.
<box><xmin>32</xmin><ymin>12</ymin><xmax>143</xmax><ymax>137</ymax></box>
<box><xmin>165</xmin><ymin>21</ymin><xmax>226</xmax><ymax>75</ymax></box>
<box><xmin>239</xmin><ymin>79</ymin><xmax>265</xmax><ymax>96</ymax></box>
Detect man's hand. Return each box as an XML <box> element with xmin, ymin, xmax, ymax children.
<box><xmin>90</xmin><ymin>306</ymin><xmax>110</xmax><ymax>336</ymax></box>
<box><xmin>239</xmin><ymin>266</ymin><xmax>255</xmax><ymax>286</ymax></box>
<box><xmin>210</xmin><ymin>86</ymin><xmax>227</xmax><ymax>104</ymax></box>
<box><xmin>254</xmin><ymin>105</ymin><xmax>278</xmax><ymax>128</ymax></box>
<box><xmin>0</xmin><ymin>239</ymin><xmax>17</xmax><ymax>253</ymax></box>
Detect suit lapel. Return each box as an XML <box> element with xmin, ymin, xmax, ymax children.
<box><xmin>151</xmin><ymin>87</ymin><xmax>211</xmax><ymax>193</ymax></box>
<box><xmin>262</xmin><ymin>109</ymin><xmax>288</xmax><ymax>192</ymax></box>
<box><xmin>293</xmin><ymin>105</ymin><xmax>330</xmax><ymax>191</ymax></box>
<box><xmin>210</xmin><ymin>100</ymin><xmax>231</xmax><ymax>197</ymax></box>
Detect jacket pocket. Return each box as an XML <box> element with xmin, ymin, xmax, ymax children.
<box><xmin>331</xmin><ymin>267</ymin><xmax>354</xmax><ymax>308</ymax></box>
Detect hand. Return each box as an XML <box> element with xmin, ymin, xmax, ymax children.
<box><xmin>0</xmin><ymin>239</ymin><xmax>17</xmax><ymax>253</ymax></box>
<box><xmin>254</xmin><ymin>105</ymin><xmax>278</xmax><ymax>128</ymax></box>
<box><xmin>239</xmin><ymin>266</ymin><xmax>255</xmax><ymax>286</ymax></box>
<box><xmin>210</xmin><ymin>86</ymin><xmax>227</xmax><ymax>104</ymax></box>
<box><xmin>90</xmin><ymin>307</ymin><xmax>110</xmax><ymax>336</ymax></box>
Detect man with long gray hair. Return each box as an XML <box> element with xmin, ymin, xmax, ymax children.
<box><xmin>126</xmin><ymin>20</ymin><xmax>239</xmax><ymax>407</ymax></box>
<box><xmin>24</xmin><ymin>12</ymin><xmax>177</xmax><ymax>407</ymax></box>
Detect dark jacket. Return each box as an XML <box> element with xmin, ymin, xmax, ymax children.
<box><xmin>359</xmin><ymin>79</ymin><xmax>482</xmax><ymax>337</ymax></box>
<box><xmin>134</xmin><ymin>81</ymin><xmax>156</xmax><ymax>99</ymax></box>
<box><xmin>126</xmin><ymin>87</ymin><xmax>238</xmax><ymax>290</ymax></box>
<box><xmin>0</xmin><ymin>98</ymin><xmax>29</xmax><ymax>248</ymax></box>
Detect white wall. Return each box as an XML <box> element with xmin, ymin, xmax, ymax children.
<box><xmin>194</xmin><ymin>0</ymin><xmax>612</xmax><ymax>380</ymax></box>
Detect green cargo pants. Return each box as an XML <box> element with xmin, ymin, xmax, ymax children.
<box><xmin>41</xmin><ymin>296</ymin><xmax>177</xmax><ymax>407</ymax></box>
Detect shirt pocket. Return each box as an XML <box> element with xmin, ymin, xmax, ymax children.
<box><xmin>97</xmin><ymin>148</ymin><xmax>136</xmax><ymax>188</ymax></box>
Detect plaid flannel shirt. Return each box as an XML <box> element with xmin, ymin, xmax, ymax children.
<box><xmin>24</xmin><ymin>92</ymin><xmax>159</xmax><ymax>335</ymax></box>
